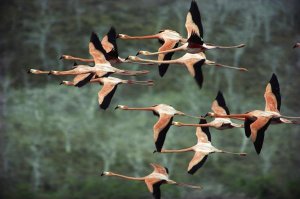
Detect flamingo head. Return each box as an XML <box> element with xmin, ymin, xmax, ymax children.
<box><xmin>172</xmin><ymin>121</ymin><xmax>183</xmax><ymax>126</ymax></box>
<box><xmin>114</xmin><ymin>105</ymin><xmax>128</xmax><ymax>110</ymax></box>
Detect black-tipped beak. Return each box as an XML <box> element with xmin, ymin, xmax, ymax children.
<box><xmin>59</xmin><ymin>56</ymin><xmax>63</xmax><ymax>60</ymax></box>
<box><xmin>100</xmin><ymin>172</ymin><xmax>104</xmax><ymax>176</ymax></box>
<box><xmin>125</xmin><ymin>56</ymin><xmax>129</xmax><ymax>61</ymax></box>
<box><xmin>203</xmin><ymin>113</ymin><xmax>209</xmax><ymax>118</ymax></box>
<box><xmin>48</xmin><ymin>71</ymin><xmax>52</xmax><ymax>75</ymax></box>
<box><xmin>114</xmin><ymin>106</ymin><xmax>119</xmax><ymax>110</ymax></box>
<box><xmin>27</xmin><ymin>69</ymin><xmax>31</xmax><ymax>74</ymax></box>
<box><xmin>135</xmin><ymin>51</ymin><xmax>140</xmax><ymax>56</ymax></box>
<box><xmin>153</xmin><ymin>150</ymin><xmax>157</xmax><ymax>154</ymax></box>
<box><xmin>59</xmin><ymin>81</ymin><xmax>63</xmax><ymax>85</ymax></box>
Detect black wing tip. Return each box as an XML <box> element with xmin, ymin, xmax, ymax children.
<box><xmin>164</xmin><ymin>167</ymin><xmax>169</xmax><ymax>174</ymax></box>
<box><xmin>269</xmin><ymin>73</ymin><xmax>281</xmax><ymax>110</ymax></box>
<box><xmin>269</xmin><ymin>73</ymin><xmax>280</xmax><ymax>89</ymax></box>
<box><xmin>244</xmin><ymin>119</ymin><xmax>252</xmax><ymax>138</ymax></box>
<box><xmin>158</xmin><ymin>64</ymin><xmax>169</xmax><ymax>77</ymax></box>
<box><xmin>187</xmin><ymin>33</ymin><xmax>203</xmax><ymax>45</ymax></box>
<box><xmin>253</xmin><ymin>119</ymin><xmax>271</xmax><ymax>155</ymax></box>
<box><xmin>199</xmin><ymin>118</ymin><xmax>207</xmax><ymax>124</ymax></box>
<box><xmin>193</xmin><ymin>59</ymin><xmax>205</xmax><ymax>89</ymax></box>
<box><xmin>90</xmin><ymin>31</ymin><xmax>98</xmax><ymax>42</ymax></box>
<box><xmin>99</xmin><ymin>104</ymin><xmax>108</xmax><ymax>110</ymax></box>
<box><xmin>270</xmin><ymin>73</ymin><xmax>278</xmax><ymax>82</ymax></box>
<box><xmin>155</xmin><ymin>142</ymin><xmax>163</xmax><ymax>153</ymax></box>
<box><xmin>254</xmin><ymin>135</ymin><xmax>264</xmax><ymax>155</ymax></box>
<box><xmin>254</xmin><ymin>143</ymin><xmax>262</xmax><ymax>154</ymax></box>
<box><xmin>215</xmin><ymin>91</ymin><xmax>230</xmax><ymax>115</ymax></box>
<box><xmin>215</xmin><ymin>91</ymin><xmax>225</xmax><ymax>103</ymax></box>
<box><xmin>187</xmin><ymin>169</ymin><xmax>196</xmax><ymax>175</ymax></box>
<box><xmin>109</xmin><ymin>26</ymin><xmax>116</xmax><ymax>34</ymax></box>
<box><xmin>199</xmin><ymin>119</ymin><xmax>211</xmax><ymax>141</ymax></box>
<box><xmin>190</xmin><ymin>0</ymin><xmax>199</xmax><ymax>11</ymax></box>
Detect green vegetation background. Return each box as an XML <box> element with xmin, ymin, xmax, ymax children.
<box><xmin>1</xmin><ymin>0</ymin><xmax>300</xmax><ymax>198</ymax></box>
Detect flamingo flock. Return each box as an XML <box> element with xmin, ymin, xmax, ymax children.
<box><xmin>27</xmin><ymin>0</ymin><xmax>299</xmax><ymax>198</ymax></box>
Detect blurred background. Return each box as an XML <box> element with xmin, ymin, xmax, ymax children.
<box><xmin>1</xmin><ymin>0</ymin><xmax>300</xmax><ymax>198</ymax></box>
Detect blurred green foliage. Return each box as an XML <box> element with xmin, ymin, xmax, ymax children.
<box><xmin>1</xmin><ymin>0</ymin><xmax>300</xmax><ymax>199</ymax></box>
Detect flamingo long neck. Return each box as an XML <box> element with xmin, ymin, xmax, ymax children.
<box><xmin>122</xmin><ymin>107</ymin><xmax>154</xmax><ymax>111</ymax></box>
<box><xmin>109</xmin><ymin>173</ymin><xmax>145</xmax><ymax>181</ymax></box>
<box><xmin>136</xmin><ymin>58</ymin><xmax>181</xmax><ymax>64</ymax></box>
<box><xmin>176</xmin><ymin>122</ymin><xmax>211</xmax><ymax>127</ymax></box>
<box><xmin>161</xmin><ymin>147</ymin><xmax>193</xmax><ymax>153</ymax></box>
<box><xmin>121</xmin><ymin>34</ymin><xmax>159</xmax><ymax>40</ymax></box>
<box><xmin>62</xmin><ymin>55</ymin><xmax>94</xmax><ymax>63</ymax></box>
<box><xmin>213</xmin><ymin>113</ymin><xmax>249</xmax><ymax>119</ymax></box>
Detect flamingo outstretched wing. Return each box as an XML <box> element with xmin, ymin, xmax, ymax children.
<box><xmin>153</xmin><ymin>114</ymin><xmax>174</xmax><ymax>152</ymax></box>
<box><xmin>98</xmin><ymin>81</ymin><xmax>118</xmax><ymax>110</ymax></box>
<box><xmin>264</xmin><ymin>73</ymin><xmax>281</xmax><ymax>112</ymax></box>
<box><xmin>89</xmin><ymin>32</ymin><xmax>110</xmax><ymax>65</ymax></box>
<box><xmin>188</xmin><ymin>152</ymin><xmax>207</xmax><ymax>174</ymax></box>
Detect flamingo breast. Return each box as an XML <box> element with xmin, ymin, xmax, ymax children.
<box><xmin>193</xmin><ymin>142</ymin><xmax>215</xmax><ymax>154</ymax></box>
<box><xmin>156</xmin><ymin>104</ymin><xmax>177</xmax><ymax>115</ymax></box>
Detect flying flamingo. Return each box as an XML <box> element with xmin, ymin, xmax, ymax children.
<box><xmin>135</xmin><ymin>0</ymin><xmax>245</xmax><ymax>56</ymax></box>
<box><xmin>118</xmin><ymin>29</ymin><xmax>184</xmax><ymax>77</ymax></box>
<box><xmin>127</xmin><ymin>52</ymin><xmax>247</xmax><ymax>88</ymax></box>
<box><xmin>101</xmin><ymin>163</ymin><xmax>202</xmax><ymax>199</ymax></box>
<box><xmin>28</xmin><ymin>32</ymin><xmax>149</xmax><ymax>87</ymax></box>
<box><xmin>293</xmin><ymin>43</ymin><xmax>300</xmax><ymax>48</ymax></box>
<box><xmin>155</xmin><ymin>119</ymin><xmax>246</xmax><ymax>174</ymax></box>
<box><xmin>115</xmin><ymin>104</ymin><xmax>203</xmax><ymax>151</ymax></box>
<box><xmin>61</xmin><ymin>76</ymin><xmax>154</xmax><ymax>110</ymax></box>
<box><xmin>60</xmin><ymin>27</ymin><xmax>153</xmax><ymax>66</ymax></box>
<box><xmin>173</xmin><ymin>91</ymin><xmax>244</xmax><ymax>129</ymax></box>
<box><xmin>205</xmin><ymin>74</ymin><xmax>300</xmax><ymax>154</ymax></box>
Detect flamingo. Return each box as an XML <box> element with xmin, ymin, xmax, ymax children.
<box><xmin>60</xmin><ymin>27</ymin><xmax>117</xmax><ymax>63</ymax></box>
<box><xmin>293</xmin><ymin>43</ymin><xmax>300</xmax><ymax>48</ymax></box>
<box><xmin>118</xmin><ymin>29</ymin><xmax>185</xmax><ymax>76</ymax></box>
<box><xmin>60</xmin><ymin>27</ymin><xmax>153</xmax><ymax>66</ymax></box>
<box><xmin>28</xmin><ymin>32</ymin><xmax>149</xmax><ymax>87</ymax></box>
<box><xmin>205</xmin><ymin>74</ymin><xmax>300</xmax><ymax>154</ymax></box>
<box><xmin>136</xmin><ymin>0</ymin><xmax>245</xmax><ymax>56</ymax></box>
<box><xmin>101</xmin><ymin>163</ymin><xmax>202</xmax><ymax>199</ymax></box>
<box><xmin>155</xmin><ymin>119</ymin><xmax>246</xmax><ymax>174</ymax></box>
<box><xmin>115</xmin><ymin>104</ymin><xmax>203</xmax><ymax>151</ymax></box>
<box><xmin>61</xmin><ymin>76</ymin><xmax>154</xmax><ymax>110</ymax></box>
<box><xmin>127</xmin><ymin>52</ymin><xmax>247</xmax><ymax>88</ymax></box>
<box><xmin>173</xmin><ymin>91</ymin><xmax>244</xmax><ymax>129</ymax></box>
